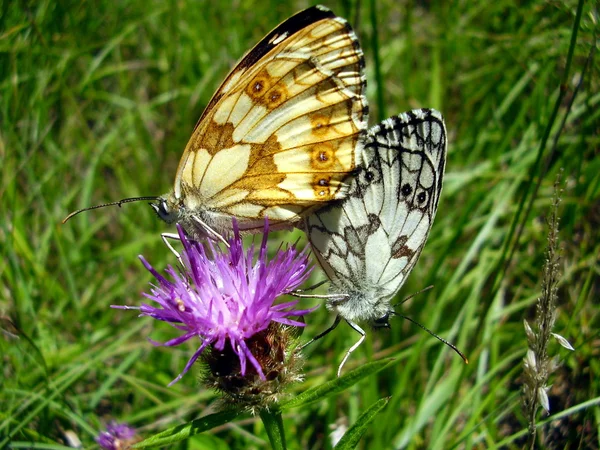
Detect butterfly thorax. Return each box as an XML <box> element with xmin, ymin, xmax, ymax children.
<box><xmin>327</xmin><ymin>286</ymin><xmax>393</xmax><ymax>326</ymax></box>
<box><xmin>152</xmin><ymin>193</ymin><xmax>186</xmax><ymax>223</ymax></box>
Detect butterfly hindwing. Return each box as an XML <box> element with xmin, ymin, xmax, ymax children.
<box><xmin>162</xmin><ymin>6</ymin><xmax>369</xmax><ymax>236</ymax></box>
<box><xmin>305</xmin><ymin>108</ymin><xmax>447</xmax><ymax>324</ymax></box>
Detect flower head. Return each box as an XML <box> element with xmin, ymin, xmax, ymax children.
<box><xmin>95</xmin><ymin>421</ymin><xmax>137</xmax><ymax>450</ymax></box>
<box><xmin>119</xmin><ymin>220</ymin><xmax>314</xmax><ymax>386</ymax></box>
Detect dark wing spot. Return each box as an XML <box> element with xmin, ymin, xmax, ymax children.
<box><xmin>343</xmin><ymin>225</ymin><xmax>365</xmax><ymax>258</ymax></box>
<box><xmin>310</xmin><ymin>112</ymin><xmax>332</xmax><ymax>136</ymax></box>
<box><xmin>417</xmin><ymin>192</ymin><xmax>427</xmax><ymax>204</ymax></box>
<box><xmin>365</xmin><ymin>213</ymin><xmax>381</xmax><ymax>235</ymax></box>
<box><xmin>246</xmin><ymin>70</ymin><xmax>274</xmax><ymax>99</ymax></box>
<box><xmin>312</xmin><ymin>175</ymin><xmax>333</xmax><ymax>199</ymax></box>
<box><xmin>391</xmin><ymin>235</ymin><xmax>415</xmax><ymax>259</ymax></box>
<box><xmin>401</xmin><ymin>183</ymin><xmax>412</xmax><ymax>197</ymax></box>
<box><xmin>310</xmin><ymin>144</ymin><xmax>335</xmax><ymax>169</ymax></box>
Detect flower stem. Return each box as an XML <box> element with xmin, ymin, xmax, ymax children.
<box><xmin>259</xmin><ymin>407</ymin><xmax>286</xmax><ymax>450</ymax></box>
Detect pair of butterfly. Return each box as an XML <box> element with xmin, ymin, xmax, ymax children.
<box><xmin>66</xmin><ymin>6</ymin><xmax>463</xmax><ymax>373</ymax></box>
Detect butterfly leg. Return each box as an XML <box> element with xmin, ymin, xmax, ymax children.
<box><xmin>290</xmin><ymin>279</ymin><xmax>328</xmax><ymax>296</ymax></box>
<box><xmin>191</xmin><ymin>215</ymin><xmax>230</xmax><ymax>248</ymax></box>
<box><xmin>337</xmin><ymin>320</ymin><xmax>366</xmax><ymax>377</ymax></box>
<box><xmin>299</xmin><ymin>315</ymin><xmax>342</xmax><ymax>350</ymax></box>
<box><xmin>161</xmin><ymin>232</ymin><xmax>183</xmax><ymax>263</ymax></box>
<box><xmin>289</xmin><ymin>280</ymin><xmax>350</xmax><ymax>300</ymax></box>
<box><xmin>291</xmin><ymin>292</ymin><xmax>348</xmax><ymax>300</ymax></box>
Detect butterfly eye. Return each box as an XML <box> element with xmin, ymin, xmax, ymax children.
<box><xmin>373</xmin><ymin>314</ymin><xmax>391</xmax><ymax>329</ymax></box>
<box><xmin>152</xmin><ymin>198</ymin><xmax>178</xmax><ymax>223</ymax></box>
<box><xmin>401</xmin><ymin>183</ymin><xmax>412</xmax><ymax>197</ymax></box>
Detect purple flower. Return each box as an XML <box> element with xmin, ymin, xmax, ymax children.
<box><xmin>95</xmin><ymin>421</ymin><xmax>137</xmax><ymax>450</ymax></box>
<box><xmin>117</xmin><ymin>220</ymin><xmax>314</xmax><ymax>385</ymax></box>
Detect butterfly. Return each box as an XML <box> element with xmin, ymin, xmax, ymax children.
<box><xmin>304</xmin><ymin>109</ymin><xmax>450</xmax><ymax>373</ymax></box>
<box><xmin>149</xmin><ymin>5</ymin><xmax>368</xmax><ymax>239</ymax></box>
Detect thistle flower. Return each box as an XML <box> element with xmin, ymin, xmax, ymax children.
<box><xmin>95</xmin><ymin>421</ymin><xmax>138</xmax><ymax>450</ymax></box>
<box><xmin>116</xmin><ymin>220</ymin><xmax>314</xmax><ymax>393</ymax></box>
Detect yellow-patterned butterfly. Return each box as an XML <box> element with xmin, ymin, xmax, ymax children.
<box><xmin>64</xmin><ymin>6</ymin><xmax>368</xmax><ymax>239</ymax></box>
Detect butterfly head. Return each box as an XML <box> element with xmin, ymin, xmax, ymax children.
<box><xmin>151</xmin><ymin>194</ymin><xmax>210</xmax><ymax>238</ymax></box>
<box><xmin>151</xmin><ymin>192</ymin><xmax>237</xmax><ymax>242</ymax></box>
<box><xmin>151</xmin><ymin>194</ymin><xmax>180</xmax><ymax>224</ymax></box>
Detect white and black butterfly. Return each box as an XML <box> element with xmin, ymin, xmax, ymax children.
<box><xmin>304</xmin><ymin>108</ymin><xmax>449</xmax><ymax>373</ymax></box>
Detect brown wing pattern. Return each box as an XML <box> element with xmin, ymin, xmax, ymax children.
<box><xmin>169</xmin><ymin>6</ymin><xmax>368</xmax><ymax>229</ymax></box>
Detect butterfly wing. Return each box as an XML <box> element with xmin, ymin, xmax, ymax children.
<box><xmin>305</xmin><ymin>109</ymin><xmax>447</xmax><ymax>323</ymax></box>
<box><xmin>168</xmin><ymin>6</ymin><xmax>368</xmax><ymax>233</ymax></box>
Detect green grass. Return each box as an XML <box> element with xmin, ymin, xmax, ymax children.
<box><xmin>1</xmin><ymin>0</ymin><xmax>599</xmax><ymax>448</ymax></box>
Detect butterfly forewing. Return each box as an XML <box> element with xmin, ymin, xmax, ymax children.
<box><xmin>169</xmin><ymin>6</ymin><xmax>368</xmax><ymax>234</ymax></box>
<box><xmin>305</xmin><ymin>108</ymin><xmax>447</xmax><ymax>323</ymax></box>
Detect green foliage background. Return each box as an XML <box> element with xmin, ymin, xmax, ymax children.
<box><xmin>1</xmin><ymin>0</ymin><xmax>598</xmax><ymax>448</ymax></box>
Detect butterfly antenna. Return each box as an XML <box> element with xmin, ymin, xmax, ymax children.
<box><xmin>392</xmin><ymin>312</ymin><xmax>469</xmax><ymax>364</ymax></box>
<box><xmin>393</xmin><ymin>285</ymin><xmax>434</xmax><ymax>308</ymax></box>
<box><xmin>62</xmin><ymin>197</ymin><xmax>160</xmax><ymax>223</ymax></box>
